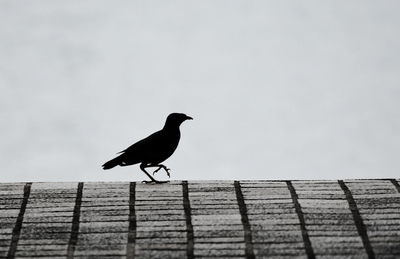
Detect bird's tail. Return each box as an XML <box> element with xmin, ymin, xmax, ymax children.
<box><xmin>102</xmin><ymin>156</ymin><xmax>121</xmax><ymax>170</ymax></box>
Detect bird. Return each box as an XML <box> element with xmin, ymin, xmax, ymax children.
<box><xmin>102</xmin><ymin>113</ymin><xmax>193</xmax><ymax>183</ymax></box>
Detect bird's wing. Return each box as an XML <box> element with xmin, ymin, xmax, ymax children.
<box><xmin>117</xmin><ymin>130</ymin><xmax>164</xmax><ymax>155</ymax></box>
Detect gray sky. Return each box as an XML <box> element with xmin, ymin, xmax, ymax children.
<box><xmin>1</xmin><ymin>1</ymin><xmax>399</xmax><ymax>182</ymax></box>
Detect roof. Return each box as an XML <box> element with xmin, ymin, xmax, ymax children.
<box><xmin>1</xmin><ymin>179</ymin><xmax>400</xmax><ymax>258</ymax></box>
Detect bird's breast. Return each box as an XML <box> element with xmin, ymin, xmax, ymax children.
<box><xmin>144</xmin><ymin>130</ymin><xmax>180</xmax><ymax>163</ymax></box>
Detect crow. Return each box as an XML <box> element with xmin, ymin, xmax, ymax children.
<box><xmin>102</xmin><ymin>113</ymin><xmax>193</xmax><ymax>183</ymax></box>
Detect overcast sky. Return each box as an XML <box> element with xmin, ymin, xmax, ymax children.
<box><xmin>1</xmin><ymin>1</ymin><xmax>399</xmax><ymax>182</ymax></box>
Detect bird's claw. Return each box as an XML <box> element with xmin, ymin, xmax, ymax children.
<box><xmin>152</xmin><ymin>166</ymin><xmax>162</xmax><ymax>175</ymax></box>
<box><xmin>152</xmin><ymin>166</ymin><xmax>171</xmax><ymax>178</ymax></box>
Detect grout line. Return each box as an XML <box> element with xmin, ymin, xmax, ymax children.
<box><xmin>182</xmin><ymin>181</ymin><xmax>194</xmax><ymax>259</ymax></box>
<box><xmin>389</xmin><ymin>179</ymin><xmax>400</xmax><ymax>193</ymax></box>
<box><xmin>127</xmin><ymin>182</ymin><xmax>136</xmax><ymax>259</ymax></box>
<box><xmin>286</xmin><ymin>181</ymin><xmax>315</xmax><ymax>259</ymax></box>
<box><xmin>338</xmin><ymin>180</ymin><xmax>375</xmax><ymax>259</ymax></box>
<box><xmin>67</xmin><ymin>182</ymin><xmax>84</xmax><ymax>259</ymax></box>
<box><xmin>234</xmin><ymin>181</ymin><xmax>255</xmax><ymax>259</ymax></box>
<box><xmin>7</xmin><ymin>182</ymin><xmax>32</xmax><ymax>258</ymax></box>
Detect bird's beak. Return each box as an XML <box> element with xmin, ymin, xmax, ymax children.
<box><xmin>186</xmin><ymin>115</ymin><xmax>193</xmax><ymax>120</ymax></box>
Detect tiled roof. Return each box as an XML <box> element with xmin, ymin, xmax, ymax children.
<box><xmin>1</xmin><ymin>180</ymin><xmax>400</xmax><ymax>258</ymax></box>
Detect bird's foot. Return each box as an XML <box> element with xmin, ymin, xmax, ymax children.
<box><xmin>152</xmin><ymin>166</ymin><xmax>171</xmax><ymax>178</ymax></box>
<box><xmin>142</xmin><ymin>180</ymin><xmax>170</xmax><ymax>184</ymax></box>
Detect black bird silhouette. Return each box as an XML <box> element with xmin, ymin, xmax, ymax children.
<box><xmin>102</xmin><ymin>113</ymin><xmax>193</xmax><ymax>183</ymax></box>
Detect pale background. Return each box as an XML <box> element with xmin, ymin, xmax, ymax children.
<box><xmin>1</xmin><ymin>1</ymin><xmax>399</xmax><ymax>182</ymax></box>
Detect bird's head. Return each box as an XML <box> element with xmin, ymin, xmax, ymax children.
<box><xmin>165</xmin><ymin>113</ymin><xmax>193</xmax><ymax>127</ymax></box>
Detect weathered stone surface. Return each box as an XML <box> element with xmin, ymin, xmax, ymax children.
<box><xmin>134</xmin><ymin>182</ymin><xmax>186</xmax><ymax>258</ymax></box>
<box><xmin>75</xmin><ymin>182</ymin><xmax>129</xmax><ymax>256</ymax></box>
<box><xmin>0</xmin><ymin>180</ymin><xmax>399</xmax><ymax>258</ymax></box>
<box><xmin>189</xmin><ymin>181</ymin><xmax>246</xmax><ymax>257</ymax></box>
<box><xmin>344</xmin><ymin>180</ymin><xmax>400</xmax><ymax>258</ymax></box>
<box><xmin>79</xmin><ymin>221</ymin><xmax>128</xmax><ymax>233</ymax></box>
<box><xmin>134</xmin><ymin>249</ymin><xmax>186</xmax><ymax>259</ymax></box>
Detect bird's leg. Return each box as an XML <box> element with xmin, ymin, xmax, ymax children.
<box><xmin>140</xmin><ymin>163</ymin><xmax>169</xmax><ymax>184</ymax></box>
<box><xmin>150</xmin><ymin>164</ymin><xmax>171</xmax><ymax>178</ymax></box>
<box><xmin>144</xmin><ymin>164</ymin><xmax>171</xmax><ymax>177</ymax></box>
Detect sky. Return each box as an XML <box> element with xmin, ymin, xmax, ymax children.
<box><xmin>1</xmin><ymin>1</ymin><xmax>399</xmax><ymax>182</ymax></box>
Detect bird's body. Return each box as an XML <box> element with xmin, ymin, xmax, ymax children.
<box><xmin>102</xmin><ymin>124</ymin><xmax>181</xmax><ymax>169</ymax></box>
<box><xmin>102</xmin><ymin>113</ymin><xmax>192</xmax><ymax>183</ymax></box>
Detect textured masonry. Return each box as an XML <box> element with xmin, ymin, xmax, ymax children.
<box><xmin>0</xmin><ymin>180</ymin><xmax>399</xmax><ymax>258</ymax></box>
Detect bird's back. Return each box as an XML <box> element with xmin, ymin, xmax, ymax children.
<box><xmin>118</xmin><ymin>127</ymin><xmax>181</xmax><ymax>166</ymax></box>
